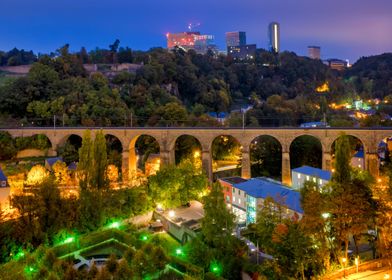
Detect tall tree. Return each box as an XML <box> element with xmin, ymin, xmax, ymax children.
<box><xmin>78</xmin><ymin>130</ymin><xmax>94</xmax><ymax>190</ymax></box>
<box><xmin>201</xmin><ymin>182</ymin><xmax>235</xmax><ymax>247</ymax></box>
<box><xmin>332</xmin><ymin>134</ymin><xmax>352</xmax><ymax>184</ymax></box>
<box><xmin>92</xmin><ymin>131</ymin><xmax>108</xmax><ymax>190</ymax></box>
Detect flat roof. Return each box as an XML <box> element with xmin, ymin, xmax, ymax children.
<box><xmin>233</xmin><ymin>178</ymin><xmax>303</xmax><ymax>214</ymax></box>
<box><xmin>219</xmin><ymin>177</ymin><xmax>248</xmax><ymax>185</ymax></box>
<box><xmin>292</xmin><ymin>166</ymin><xmax>332</xmax><ymax>181</ymax></box>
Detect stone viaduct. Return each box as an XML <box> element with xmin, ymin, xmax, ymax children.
<box><xmin>2</xmin><ymin>127</ymin><xmax>390</xmax><ymax>185</ymax></box>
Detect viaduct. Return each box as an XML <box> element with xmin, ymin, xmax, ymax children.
<box><xmin>2</xmin><ymin>127</ymin><xmax>390</xmax><ymax>185</ymax></box>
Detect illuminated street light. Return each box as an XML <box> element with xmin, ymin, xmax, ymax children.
<box><xmin>168</xmin><ymin>210</ymin><xmax>175</xmax><ymax>218</ymax></box>
<box><xmin>355</xmin><ymin>256</ymin><xmax>359</xmax><ymax>273</ymax></box>
<box><xmin>342</xmin><ymin>257</ymin><xmax>347</xmax><ymax>278</ymax></box>
<box><xmin>322</xmin><ymin>213</ymin><xmax>330</xmax><ymax>219</ymax></box>
<box><xmin>194</xmin><ymin>151</ymin><xmax>200</xmax><ymax>158</ymax></box>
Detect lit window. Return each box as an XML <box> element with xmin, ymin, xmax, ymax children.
<box><xmin>358</xmin><ymin>165</ymin><xmax>361</xmax><ymax>168</ymax></box>
<box><xmin>313</xmin><ymin>177</ymin><xmax>316</xmax><ymax>183</ymax></box>
<box><xmin>306</xmin><ymin>176</ymin><xmax>310</xmax><ymax>181</ymax></box>
<box><xmin>297</xmin><ymin>174</ymin><xmax>301</xmax><ymax>179</ymax></box>
<box><xmin>233</xmin><ymin>197</ymin><xmax>236</xmax><ymax>202</ymax></box>
<box><xmin>239</xmin><ymin>199</ymin><xmax>241</xmax><ymax>204</ymax></box>
<box><xmin>319</xmin><ymin>179</ymin><xmax>323</xmax><ymax>185</ymax></box>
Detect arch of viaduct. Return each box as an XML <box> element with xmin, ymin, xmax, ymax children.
<box><xmin>2</xmin><ymin>128</ymin><xmax>389</xmax><ymax>185</ymax></box>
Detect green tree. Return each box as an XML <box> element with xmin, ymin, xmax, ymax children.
<box><xmin>202</xmin><ymin>182</ymin><xmax>235</xmax><ymax>247</ymax></box>
<box><xmin>78</xmin><ymin>130</ymin><xmax>94</xmax><ymax>190</ymax></box>
<box><xmin>0</xmin><ymin>131</ymin><xmax>16</xmax><ymax>160</ymax></box>
<box><xmin>92</xmin><ymin>131</ymin><xmax>108</xmax><ymax>190</ymax></box>
<box><xmin>333</xmin><ymin>134</ymin><xmax>352</xmax><ymax>184</ymax></box>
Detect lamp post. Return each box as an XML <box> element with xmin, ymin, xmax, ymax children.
<box><xmin>355</xmin><ymin>256</ymin><xmax>359</xmax><ymax>274</ymax></box>
<box><xmin>342</xmin><ymin>257</ymin><xmax>347</xmax><ymax>278</ymax></box>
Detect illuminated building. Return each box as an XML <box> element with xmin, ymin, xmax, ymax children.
<box><xmin>220</xmin><ymin>177</ymin><xmax>302</xmax><ymax>225</ymax></box>
<box><xmin>228</xmin><ymin>44</ymin><xmax>256</xmax><ymax>60</ymax></box>
<box><xmin>225</xmin><ymin>31</ymin><xmax>246</xmax><ymax>48</ymax></box>
<box><xmin>308</xmin><ymin>46</ymin><xmax>321</xmax><ymax>59</ymax></box>
<box><xmin>166</xmin><ymin>32</ymin><xmax>217</xmax><ymax>54</ymax></box>
<box><xmin>324</xmin><ymin>59</ymin><xmax>348</xmax><ymax>71</ymax></box>
<box><xmin>351</xmin><ymin>150</ymin><xmax>365</xmax><ymax>170</ymax></box>
<box><xmin>291</xmin><ymin>166</ymin><xmax>331</xmax><ymax>190</ymax></box>
<box><xmin>268</xmin><ymin>22</ymin><xmax>280</xmax><ymax>53</ymax></box>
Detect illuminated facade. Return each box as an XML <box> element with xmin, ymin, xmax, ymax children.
<box><xmin>225</xmin><ymin>31</ymin><xmax>246</xmax><ymax>48</ymax></box>
<box><xmin>268</xmin><ymin>22</ymin><xmax>280</xmax><ymax>53</ymax></box>
<box><xmin>228</xmin><ymin>44</ymin><xmax>256</xmax><ymax>60</ymax></box>
<box><xmin>166</xmin><ymin>32</ymin><xmax>217</xmax><ymax>54</ymax></box>
<box><xmin>308</xmin><ymin>46</ymin><xmax>321</xmax><ymax>59</ymax></box>
<box><xmin>291</xmin><ymin>166</ymin><xmax>331</xmax><ymax>190</ymax></box>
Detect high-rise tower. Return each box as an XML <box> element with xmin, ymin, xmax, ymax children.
<box><xmin>225</xmin><ymin>31</ymin><xmax>246</xmax><ymax>48</ymax></box>
<box><xmin>268</xmin><ymin>22</ymin><xmax>280</xmax><ymax>53</ymax></box>
<box><xmin>308</xmin><ymin>46</ymin><xmax>321</xmax><ymax>59</ymax></box>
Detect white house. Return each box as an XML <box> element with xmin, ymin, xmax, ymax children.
<box><xmin>291</xmin><ymin>166</ymin><xmax>332</xmax><ymax>190</ymax></box>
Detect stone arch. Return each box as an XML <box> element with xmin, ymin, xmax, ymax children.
<box><xmin>211</xmin><ymin>135</ymin><xmax>242</xmax><ymax>180</ymax></box>
<box><xmin>249</xmin><ymin>135</ymin><xmax>283</xmax><ymax>180</ymax></box>
<box><xmin>105</xmin><ymin>134</ymin><xmax>124</xmax><ymax>173</ymax></box>
<box><xmin>128</xmin><ymin>134</ymin><xmax>161</xmax><ymax>178</ymax></box>
<box><xmin>173</xmin><ymin>134</ymin><xmax>203</xmax><ymax>165</ymax></box>
<box><xmin>14</xmin><ymin>133</ymin><xmax>55</xmax><ymax>157</ymax></box>
<box><xmin>290</xmin><ymin>134</ymin><xmax>323</xmax><ymax>169</ymax></box>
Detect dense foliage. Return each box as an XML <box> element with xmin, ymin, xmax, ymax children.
<box><xmin>1</xmin><ymin>42</ymin><xmax>391</xmax><ymax>127</ymax></box>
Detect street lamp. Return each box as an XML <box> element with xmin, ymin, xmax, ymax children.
<box><xmin>168</xmin><ymin>210</ymin><xmax>175</xmax><ymax>219</ymax></box>
<box><xmin>355</xmin><ymin>256</ymin><xmax>359</xmax><ymax>273</ymax></box>
<box><xmin>342</xmin><ymin>257</ymin><xmax>347</xmax><ymax>278</ymax></box>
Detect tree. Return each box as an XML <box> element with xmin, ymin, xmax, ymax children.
<box><xmin>333</xmin><ymin>134</ymin><xmax>352</xmax><ymax>184</ymax></box>
<box><xmin>52</xmin><ymin>161</ymin><xmax>72</xmax><ymax>186</ymax></box>
<box><xmin>106</xmin><ymin>164</ymin><xmax>119</xmax><ymax>185</ymax></box>
<box><xmin>77</xmin><ymin>130</ymin><xmax>94</xmax><ymax>190</ymax></box>
<box><xmin>92</xmin><ymin>131</ymin><xmax>108</xmax><ymax>190</ymax></box>
<box><xmin>0</xmin><ymin>132</ymin><xmax>16</xmax><ymax>160</ymax></box>
<box><xmin>25</xmin><ymin>165</ymin><xmax>49</xmax><ymax>186</ymax></box>
<box><xmin>202</xmin><ymin>182</ymin><xmax>235</xmax><ymax>247</ymax></box>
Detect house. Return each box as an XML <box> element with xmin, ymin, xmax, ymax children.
<box><xmin>351</xmin><ymin>150</ymin><xmax>365</xmax><ymax>170</ymax></box>
<box><xmin>0</xmin><ymin>168</ymin><xmax>8</xmax><ymax>187</ymax></box>
<box><xmin>233</xmin><ymin>178</ymin><xmax>303</xmax><ymax>225</ymax></box>
<box><xmin>220</xmin><ymin>177</ymin><xmax>249</xmax><ymax>224</ymax></box>
<box><xmin>45</xmin><ymin>157</ymin><xmax>64</xmax><ymax>171</ymax></box>
<box><xmin>207</xmin><ymin>112</ymin><xmax>227</xmax><ymax>124</ymax></box>
<box><xmin>291</xmin><ymin>166</ymin><xmax>332</xmax><ymax>190</ymax></box>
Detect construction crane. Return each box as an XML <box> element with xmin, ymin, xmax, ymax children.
<box><xmin>188</xmin><ymin>22</ymin><xmax>201</xmax><ymax>32</ymax></box>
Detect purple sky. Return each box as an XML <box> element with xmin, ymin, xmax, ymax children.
<box><xmin>1</xmin><ymin>0</ymin><xmax>392</xmax><ymax>62</ymax></box>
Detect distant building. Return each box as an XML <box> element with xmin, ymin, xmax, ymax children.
<box><xmin>221</xmin><ymin>177</ymin><xmax>302</xmax><ymax>225</ymax></box>
<box><xmin>166</xmin><ymin>32</ymin><xmax>217</xmax><ymax>54</ymax></box>
<box><xmin>351</xmin><ymin>150</ymin><xmax>365</xmax><ymax>170</ymax></box>
<box><xmin>226</xmin><ymin>31</ymin><xmax>246</xmax><ymax>48</ymax></box>
<box><xmin>207</xmin><ymin>112</ymin><xmax>228</xmax><ymax>124</ymax></box>
<box><xmin>0</xmin><ymin>168</ymin><xmax>8</xmax><ymax>187</ymax></box>
<box><xmin>268</xmin><ymin>22</ymin><xmax>280</xmax><ymax>53</ymax></box>
<box><xmin>291</xmin><ymin>166</ymin><xmax>332</xmax><ymax>190</ymax></box>
<box><xmin>308</xmin><ymin>46</ymin><xmax>321</xmax><ymax>59</ymax></box>
<box><xmin>228</xmin><ymin>44</ymin><xmax>256</xmax><ymax>60</ymax></box>
<box><xmin>300</xmin><ymin>121</ymin><xmax>329</xmax><ymax>128</ymax></box>
<box><xmin>324</xmin><ymin>59</ymin><xmax>348</xmax><ymax>71</ymax></box>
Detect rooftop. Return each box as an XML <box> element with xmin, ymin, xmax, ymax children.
<box><xmin>0</xmin><ymin>168</ymin><xmax>7</xmax><ymax>182</ymax></box>
<box><xmin>46</xmin><ymin>157</ymin><xmax>63</xmax><ymax>167</ymax></box>
<box><xmin>292</xmin><ymin>165</ymin><xmax>332</xmax><ymax>181</ymax></box>
<box><xmin>219</xmin><ymin>177</ymin><xmax>248</xmax><ymax>185</ymax></box>
<box><xmin>354</xmin><ymin>150</ymin><xmax>364</xmax><ymax>158</ymax></box>
<box><xmin>233</xmin><ymin>178</ymin><xmax>303</xmax><ymax>214</ymax></box>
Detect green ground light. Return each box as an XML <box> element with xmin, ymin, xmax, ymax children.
<box><xmin>63</xmin><ymin>236</ymin><xmax>74</xmax><ymax>244</ymax></box>
<box><xmin>140</xmin><ymin>234</ymin><xmax>148</xmax><ymax>241</ymax></box>
<box><xmin>108</xmin><ymin>221</ymin><xmax>121</xmax><ymax>229</ymax></box>
<box><xmin>24</xmin><ymin>266</ymin><xmax>36</xmax><ymax>276</ymax></box>
<box><xmin>175</xmin><ymin>248</ymin><xmax>183</xmax><ymax>256</ymax></box>
<box><xmin>210</xmin><ymin>261</ymin><xmax>222</xmax><ymax>276</ymax></box>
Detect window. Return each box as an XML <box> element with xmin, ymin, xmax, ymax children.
<box><xmin>238</xmin><ymin>190</ymin><xmax>241</xmax><ymax>195</ymax></box>
<box><xmin>226</xmin><ymin>196</ymin><xmax>230</xmax><ymax>202</ymax></box>
<box><xmin>306</xmin><ymin>175</ymin><xmax>310</xmax><ymax>181</ymax></box>
<box><xmin>239</xmin><ymin>199</ymin><xmax>242</xmax><ymax>204</ymax></box>
<box><xmin>313</xmin><ymin>177</ymin><xmax>316</xmax><ymax>183</ymax></box>
<box><xmin>233</xmin><ymin>197</ymin><xmax>236</xmax><ymax>202</ymax></box>
<box><xmin>319</xmin><ymin>179</ymin><xmax>323</xmax><ymax>185</ymax></box>
<box><xmin>232</xmin><ymin>188</ymin><xmax>235</xmax><ymax>193</ymax></box>
<box><xmin>297</xmin><ymin>173</ymin><xmax>301</xmax><ymax>179</ymax></box>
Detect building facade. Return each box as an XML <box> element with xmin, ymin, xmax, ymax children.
<box><xmin>221</xmin><ymin>177</ymin><xmax>303</xmax><ymax>225</ymax></box>
<box><xmin>228</xmin><ymin>44</ymin><xmax>256</xmax><ymax>60</ymax></box>
<box><xmin>268</xmin><ymin>22</ymin><xmax>280</xmax><ymax>53</ymax></box>
<box><xmin>308</xmin><ymin>46</ymin><xmax>321</xmax><ymax>59</ymax></box>
<box><xmin>291</xmin><ymin>166</ymin><xmax>332</xmax><ymax>190</ymax></box>
<box><xmin>351</xmin><ymin>150</ymin><xmax>365</xmax><ymax>170</ymax></box>
<box><xmin>226</xmin><ymin>31</ymin><xmax>246</xmax><ymax>48</ymax></box>
<box><xmin>166</xmin><ymin>32</ymin><xmax>217</xmax><ymax>54</ymax></box>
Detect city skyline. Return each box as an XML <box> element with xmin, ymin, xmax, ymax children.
<box><xmin>0</xmin><ymin>0</ymin><xmax>391</xmax><ymax>62</ymax></box>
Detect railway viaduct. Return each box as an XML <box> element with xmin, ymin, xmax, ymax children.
<box><xmin>2</xmin><ymin>127</ymin><xmax>390</xmax><ymax>185</ymax></box>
